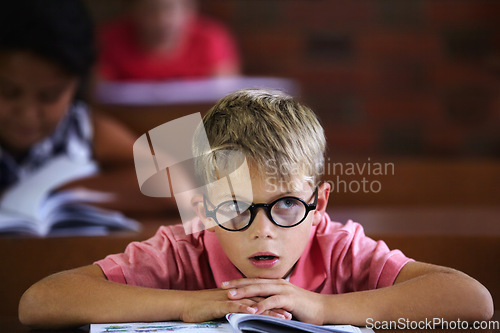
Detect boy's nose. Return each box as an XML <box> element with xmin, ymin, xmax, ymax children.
<box><xmin>249</xmin><ymin>210</ymin><xmax>277</xmax><ymax>239</ymax></box>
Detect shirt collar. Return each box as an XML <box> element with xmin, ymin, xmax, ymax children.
<box><xmin>289</xmin><ymin>221</ymin><xmax>328</xmax><ymax>291</ymax></box>
<box><xmin>204</xmin><ymin>230</ymin><xmax>244</xmax><ymax>288</ymax></box>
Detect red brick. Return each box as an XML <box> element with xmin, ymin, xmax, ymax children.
<box><xmin>425</xmin><ymin>0</ymin><xmax>500</xmax><ymax>28</ymax></box>
<box><xmin>424</xmin><ymin>128</ymin><xmax>468</xmax><ymax>154</ymax></box>
<box><xmin>357</xmin><ymin>31</ymin><xmax>442</xmax><ymax>61</ymax></box>
<box><xmin>198</xmin><ymin>1</ymin><xmax>237</xmax><ymax>23</ymax></box>
<box><xmin>238</xmin><ymin>30</ymin><xmax>303</xmax><ymax>75</ymax></box>
<box><xmin>364</xmin><ymin>94</ymin><xmax>443</xmax><ymax>124</ymax></box>
<box><xmin>284</xmin><ymin>0</ymin><xmax>378</xmax><ymax>31</ymax></box>
<box><xmin>296</xmin><ymin>65</ymin><xmax>358</xmax><ymax>92</ymax></box>
<box><xmin>431</xmin><ymin>63</ymin><xmax>498</xmax><ymax>90</ymax></box>
<box><xmin>324</xmin><ymin>124</ymin><xmax>379</xmax><ymax>155</ymax></box>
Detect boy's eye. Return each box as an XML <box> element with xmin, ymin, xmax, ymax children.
<box><xmin>0</xmin><ymin>83</ymin><xmax>21</xmax><ymax>100</ymax></box>
<box><xmin>215</xmin><ymin>201</ymin><xmax>251</xmax><ymax>226</ymax></box>
<box><xmin>220</xmin><ymin>201</ymin><xmax>250</xmax><ymax>213</ymax></box>
<box><xmin>275</xmin><ymin>198</ymin><xmax>299</xmax><ymax>209</ymax></box>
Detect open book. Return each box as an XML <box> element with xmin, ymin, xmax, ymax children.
<box><xmin>0</xmin><ymin>156</ymin><xmax>140</xmax><ymax>236</ymax></box>
<box><xmin>90</xmin><ymin>314</ymin><xmax>366</xmax><ymax>333</ymax></box>
<box><xmin>225</xmin><ymin>313</ymin><xmax>362</xmax><ymax>333</ymax></box>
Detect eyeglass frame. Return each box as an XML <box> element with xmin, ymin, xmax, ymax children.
<box><xmin>203</xmin><ymin>186</ymin><xmax>319</xmax><ymax>232</ymax></box>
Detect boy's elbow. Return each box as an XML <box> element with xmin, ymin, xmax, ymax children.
<box><xmin>472</xmin><ymin>283</ymin><xmax>494</xmax><ymax>321</ymax></box>
<box><xmin>19</xmin><ymin>286</ymin><xmax>42</xmax><ymax>327</ymax></box>
<box><xmin>431</xmin><ymin>268</ymin><xmax>494</xmax><ymax>321</ymax></box>
<box><xmin>18</xmin><ymin>284</ymin><xmax>55</xmax><ymax>328</ymax></box>
<box><xmin>456</xmin><ymin>272</ymin><xmax>495</xmax><ymax>321</ymax></box>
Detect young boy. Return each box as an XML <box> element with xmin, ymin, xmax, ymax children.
<box><xmin>19</xmin><ymin>89</ymin><xmax>494</xmax><ymax>328</ymax></box>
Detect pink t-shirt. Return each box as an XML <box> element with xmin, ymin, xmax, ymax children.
<box><xmin>95</xmin><ymin>213</ymin><xmax>412</xmax><ymax>293</ymax></box>
<box><xmin>97</xmin><ymin>15</ymin><xmax>240</xmax><ymax>81</ymax></box>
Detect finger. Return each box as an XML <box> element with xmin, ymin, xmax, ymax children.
<box><xmin>182</xmin><ymin>300</ymin><xmax>256</xmax><ymax>323</ymax></box>
<box><xmin>222</xmin><ymin>278</ymin><xmax>285</xmax><ymax>289</ymax></box>
<box><xmin>244</xmin><ymin>296</ymin><xmax>291</xmax><ymax>319</ymax></box>
<box><xmin>248</xmin><ymin>297</ymin><xmax>266</xmax><ymax>303</ymax></box>
<box><xmin>237</xmin><ymin>298</ymin><xmax>256</xmax><ymax>306</ymax></box>
<box><xmin>252</xmin><ymin>295</ymin><xmax>293</xmax><ymax>315</ymax></box>
<box><xmin>261</xmin><ymin>309</ymin><xmax>290</xmax><ymax>320</ymax></box>
<box><xmin>267</xmin><ymin>308</ymin><xmax>293</xmax><ymax>320</ymax></box>
<box><xmin>222</xmin><ymin>301</ymin><xmax>257</xmax><ymax>316</ymax></box>
<box><xmin>227</xmin><ymin>283</ymin><xmax>287</xmax><ymax>300</ymax></box>
<box><xmin>245</xmin><ymin>297</ymin><xmax>291</xmax><ymax>318</ymax></box>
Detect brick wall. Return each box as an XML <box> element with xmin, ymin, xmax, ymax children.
<box><xmin>86</xmin><ymin>0</ymin><xmax>500</xmax><ymax>157</ymax></box>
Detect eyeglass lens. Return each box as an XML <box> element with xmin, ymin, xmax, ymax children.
<box><xmin>215</xmin><ymin>197</ymin><xmax>307</xmax><ymax>230</ymax></box>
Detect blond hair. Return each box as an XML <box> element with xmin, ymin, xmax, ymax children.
<box><xmin>193</xmin><ymin>89</ymin><xmax>325</xmax><ymax>189</ymax></box>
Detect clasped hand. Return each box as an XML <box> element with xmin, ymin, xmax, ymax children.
<box><xmin>180</xmin><ymin>278</ymin><xmax>324</xmax><ymax>324</ymax></box>
<box><xmin>222</xmin><ymin>278</ymin><xmax>325</xmax><ymax>325</ymax></box>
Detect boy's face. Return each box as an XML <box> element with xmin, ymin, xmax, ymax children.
<box><xmin>0</xmin><ymin>51</ymin><xmax>78</xmax><ymax>156</ymax></box>
<box><xmin>204</xmin><ymin>172</ymin><xmax>329</xmax><ymax>280</ymax></box>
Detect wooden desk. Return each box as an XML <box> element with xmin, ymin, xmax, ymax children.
<box><xmin>1</xmin><ymin>207</ymin><xmax>499</xmax><ymax>327</ymax></box>
<box><xmin>1</xmin><ymin>315</ymin><xmax>499</xmax><ymax>333</ymax></box>
<box><xmin>96</xmin><ymin>103</ymin><xmax>212</xmax><ymax>137</ymax></box>
<box><xmin>0</xmin><ymin>316</ymin><xmax>86</xmax><ymax>332</ymax></box>
<box><xmin>0</xmin><ymin>220</ymin><xmax>167</xmax><ymax>317</ymax></box>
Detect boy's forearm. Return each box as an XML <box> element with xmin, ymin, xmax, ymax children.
<box><xmin>19</xmin><ymin>265</ymin><xmax>186</xmax><ymax>329</ymax></box>
<box><xmin>321</xmin><ymin>269</ymin><xmax>494</xmax><ymax>326</ymax></box>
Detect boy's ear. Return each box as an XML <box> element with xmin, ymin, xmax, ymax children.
<box><xmin>312</xmin><ymin>182</ymin><xmax>330</xmax><ymax>226</ymax></box>
<box><xmin>192</xmin><ymin>193</ymin><xmax>217</xmax><ymax>232</ymax></box>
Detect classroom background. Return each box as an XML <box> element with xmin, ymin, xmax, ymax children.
<box><xmin>87</xmin><ymin>0</ymin><xmax>500</xmax><ymax>159</ymax></box>
<box><xmin>87</xmin><ymin>0</ymin><xmax>500</xmax><ymax>206</ymax></box>
<box><xmin>1</xmin><ymin>0</ymin><xmax>499</xmax><ymax>325</ymax></box>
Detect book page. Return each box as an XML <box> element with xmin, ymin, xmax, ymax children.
<box><xmin>0</xmin><ymin>155</ymin><xmax>98</xmax><ymax>218</ymax></box>
<box><xmin>91</xmin><ymin>319</ymin><xmax>372</xmax><ymax>333</ymax></box>
<box><xmin>42</xmin><ymin>202</ymin><xmax>140</xmax><ymax>236</ymax></box>
<box><xmin>90</xmin><ymin>322</ymin><xmax>233</xmax><ymax>333</ymax></box>
<box><xmin>0</xmin><ymin>210</ymin><xmax>39</xmax><ymax>235</ymax></box>
<box><xmin>226</xmin><ymin>313</ymin><xmax>363</xmax><ymax>333</ymax></box>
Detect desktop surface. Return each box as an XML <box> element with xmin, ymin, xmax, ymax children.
<box><xmin>2</xmin><ymin>315</ymin><xmax>499</xmax><ymax>333</ymax></box>
<box><xmin>1</xmin><ymin>207</ymin><xmax>499</xmax><ymax>331</ymax></box>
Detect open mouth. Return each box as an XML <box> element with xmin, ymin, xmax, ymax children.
<box><xmin>251</xmin><ymin>255</ymin><xmax>278</xmax><ymax>261</ymax></box>
<box><xmin>249</xmin><ymin>253</ymin><xmax>280</xmax><ymax>268</ymax></box>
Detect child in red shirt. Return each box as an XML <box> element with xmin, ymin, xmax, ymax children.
<box><xmin>98</xmin><ymin>0</ymin><xmax>240</xmax><ymax>81</ymax></box>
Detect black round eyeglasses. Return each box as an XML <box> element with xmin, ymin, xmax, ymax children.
<box><xmin>203</xmin><ymin>187</ymin><xmax>318</xmax><ymax>231</ymax></box>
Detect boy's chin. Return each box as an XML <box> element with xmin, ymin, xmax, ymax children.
<box><xmin>245</xmin><ymin>271</ymin><xmax>288</xmax><ymax>280</ymax></box>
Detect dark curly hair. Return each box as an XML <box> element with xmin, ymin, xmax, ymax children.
<box><xmin>0</xmin><ymin>0</ymin><xmax>96</xmax><ymax>98</ymax></box>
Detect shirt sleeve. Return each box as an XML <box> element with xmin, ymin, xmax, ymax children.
<box><xmin>330</xmin><ymin>220</ymin><xmax>413</xmax><ymax>293</ymax></box>
<box><xmin>94</xmin><ymin>224</ymin><xmax>211</xmax><ymax>290</ymax></box>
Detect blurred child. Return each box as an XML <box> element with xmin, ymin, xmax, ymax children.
<box><xmin>0</xmin><ymin>0</ymin><xmax>172</xmax><ymax>213</ymax></box>
<box><xmin>97</xmin><ymin>0</ymin><xmax>240</xmax><ymax>81</ymax></box>
<box><xmin>19</xmin><ymin>89</ymin><xmax>494</xmax><ymax>328</ymax></box>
